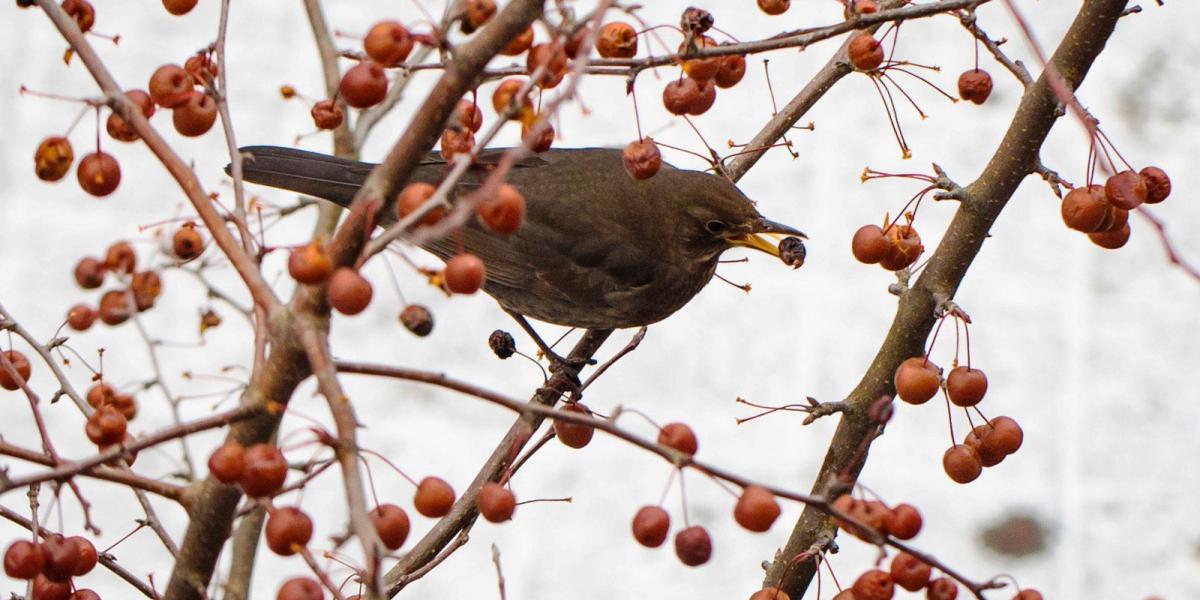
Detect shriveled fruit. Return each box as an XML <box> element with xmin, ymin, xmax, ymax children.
<box><xmin>478</xmin><ymin>184</ymin><xmax>526</xmax><ymax>235</ymax></box>
<box><xmin>657</xmin><ymin>422</ymin><xmax>697</xmax><ymax>455</ymax></box>
<box><xmin>1061</xmin><ymin>185</ymin><xmax>1109</xmax><ymax>232</ymax></box>
<box><xmin>1104</xmin><ymin>170</ymin><xmax>1148</xmax><ymax>210</ymax></box>
<box><xmin>339</xmin><ymin>62</ymin><xmax>389</xmax><ymax>108</ymax></box>
<box><xmin>327</xmin><ymin>267</ymin><xmax>373</xmax><ymax>315</ymax></box>
<box><xmin>478</xmin><ymin>482</ymin><xmax>516</xmax><ymax>522</ymax></box>
<box><xmin>851</xmin><ymin>568</ymin><xmax>894</xmax><ymax>600</ymax></box>
<box><xmin>878</xmin><ymin>224</ymin><xmax>922</xmax><ymax>271</ymax></box>
<box><xmin>623</xmin><ymin>137</ymin><xmax>662</xmax><ymax>180</ymax></box>
<box><xmin>631</xmin><ymin>505</ymin><xmax>670</xmax><ymax>547</ymax></box>
<box><xmin>453</xmin><ymin>99</ymin><xmax>483</xmax><ymax>132</ymax></box>
<box><xmin>288</xmin><ymin>241</ymin><xmax>333</xmax><ymax>284</ymax></box>
<box><xmin>680</xmin><ymin>36</ymin><xmax>721</xmax><ymax>82</ymax></box>
<box><xmin>461</xmin><ymin>0</ymin><xmax>496</xmax><ymax>33</ymax></box>
<box><xmin>310</xmin><ymin>100</ymin><xmax>344</xmax><ymax>130</ymax></box>
<box><xmin>399</xmin><ymin>304</ymin><xmax>434</xmax><ymax>336</ymax></box>
<box><xmin>852</xmin><ymin>224</ymin><xmax>891</xmax><ymax>264</ymax></box>
<box><xmin>62</xmin><ymin>0</ymin><xmax>95</xmax><ymax>32</ymax></box>
<box><xmin>943</xmin><ymin>444</ymin><xmax>983</xmax><ymax>484</ymax></box>
<box><xmin>848</xmin><ymin>33</ymin><xmax>884</xmax><ymax>71</ymax></box>
<box><xmin>553</xmin><ymin>402</ymin><xmax>594</xmax><ymax>448</ymax></box>
<box><xmin>1139</xmin><ymin>166</ymin><xmax>1170</xmax><ymax>204</ymax></box>
<box><xmin>414</xmin><ymin>476</ymin><xmax>456</xmax><ymax>517</ymax></box>
<box><xmin>715</xmin><ymin>53</ymin><xmax>747</xmax><ymax>88</ymax></box>
<box><xmin>521</xmin><ymin>119</ymin><xmax>555</xmax><ymax>153</ymax></box>
<box><xmin>364</xmin><ymin>20</ymin><xmax>414</xmax><ymax>67</ymax></box>
<box><xmin>439</xmin><ymin>127</ymin><xmax>475</xmax><ymax>161</ymax></box>
<box><xmin>526</xmin><ymin>43</ymin><xmax>567</xmax><ymax>89</ymax></box>
<box><xmin>97</xmin><ymin>290</ymin><xmax>132</xmax><ymax>326</ymax></box>
<box><xmin>957</xmin><ymin>69</ymin><xmax>993</xmax><ymax>104</ymax></box>
<box><xmin>131</xmin><ymin>270</ymin><xmax>162</xmax><ymax>311</ymax></box>
<box><xmin>491</xmin><ymin>79</ymin><xmax>532</xmax><ymax>118</ymax></box>
<box><xmin>500</xmin><ymin>26</ymin><xmax>534</xmax><ymax>56</ymax></box>
<box><xmin>172</xmin><ymin>224</ymin><xmax>203</xmax><ymax>260</ymax></box>
<box><xmin>733</xmin><ymin>485</ymin><xmax>781</xmax><ymax>532</ymax></box>
<box><xmin>890</xmin><ymin>552</ymin><xmax>931</xmax><ymax>591</ymax></box>
<box><xmin>265</xmin><ymin>507</ymin><xmax>313</xmax><ymax>556</ymax></box>
<box><xmin>564</xmin><ymin>26</ymin><xmax>590</xmax><ymax>59</ymax></box>
<box><xmin>148</xmin><ymin>64</ymin><xmax>193</xmax><ymax>109</ymax></box>
<box><xmin>673</xmin><ymin>525</ymin><xmax>712</xmax><ymax>566</ymax></box>
<box><xmin>662</xmin><ymin>76</ymin><xmax>716</xmax><ymax>115</ymax></box>
<box><xmin>597</xmin><ymin>22</ymin><xmax>638</xmax><ymax>58</ymax></box>
<box><xmin>208</xmin><ymin>441</ymin><xmax>245</xmax><ymax>483</ymax></box>
<box><xmin>240</xmin><ymin>443</ymin><xmax>287</xmax><ymax>497</ymax></box>
<box><xmin>893</xmin><ymin>357</ymin><xmax>941</xmax><ymax>404</ymax></box>
<box><xmin>370</xmin><ymin>504</ymin><xmax>410</xmax><ymax>550</ymax></box>
<box><xmin>173</xmin><ymin>91</ymin><xmax>217</xmax><ymax>136</ymax></box>
<box><xmin>444</xmin><ymin>254</ymin><xmax>486</xmax><ymax>294</ymax></box>
<box><xmin>0</xmin><ymin>350</ymin><xmax>32</xmax><ymax>391</ymax></box>
<box><xmin>105</xmin><ymin>241</ymin><xmax>136</xmax><ymax>274</ymax></box>
<box><xmin>779</xmin><ymin>236</ymin><xmax>806</xmax><ymax>268</ymax></box>
<box><xmin>946</xmin><ymin>366</ymin><xmax>987</xmax><ymax>407</ymax></box>
<box><xmin>74</xmin><ymin>257</ymin><xmax>106</xmax><ymax>289</ymax></box>
<box><xmin>1088</xmin><ymin>223</ymin><xmax>1130</xmax><ymax>250</ymax></box>
<box><xmin>35</xmin><ymin>136</ymin><xmax>74</xmax><ymax>181</ymax></box>
<box><xmin>77</xmin><ymin>152</ymin><xmax>121</xmax><ymax>197</ymax></box>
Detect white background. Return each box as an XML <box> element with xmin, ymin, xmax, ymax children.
<box><xmin>1</xmin><ymin>1</ymin><xmax>1198</xmax><ymax>599</ymax></box>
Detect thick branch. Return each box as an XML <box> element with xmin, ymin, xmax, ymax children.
<box><xmin>765</xmin><ymin>1</ymin><xmax>1129</xmax><ymax>597</ymax></box>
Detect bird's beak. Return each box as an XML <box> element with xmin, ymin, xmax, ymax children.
<box><xmin>727</xmin><ymin>218</ymin><xmax>806</xmax><ymax>257</ymax></box>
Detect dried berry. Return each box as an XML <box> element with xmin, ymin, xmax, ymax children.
<box><xmin>848</xmin><ymin>33</ymin><xmax>884</xmax><ymax>71</ymax></box>
<box><xmin>84</xmin><ymin>405</ymin><xmax>127</xmax><ymax>446</ymax></box>
<box><xmin>623</xmin><ymin>137</ymin><xmax>662</xmax><ymax>180</ymax></box>
<box><xmin>162</xmin><ymin>0</ymin><xmax>197</xmax><ymax>16</ymax></box>
<box><xmin>276</xmin><ymin>577</ymin><xmax>323</xmax><ymax>600</ymax></box>
<box><xmin>748</xmin><ymin>588</ymin><xmax>791</xmax><ymax>600</ymax></box>
<box><xmin>884</xmin><ymin>503</ymin><xmax>922</xmax><ymax>540</ymax></box>
<box><xmin>172</xmin><ymin>223</ymin><xmax>204</xmax><ymax>260</ymax></box>
<box><xmin>526</xmin><ymin>43</ymin><xmax>567</xmax><ymax>89</ymax></box>
<box><xmin>104</xmin><ymin>241</ymin><xmax>136</xmax><ymax>274</ymax></box>
<box><xmin>35</xmin><ymin>136</ymin><xmax>74</xmax><ymax>181</ymax></box>
<box><xmin>439</xmin><ymin>127</ymin><xmax>475</xmax><ymax>162</ymax></box>
<box><xmin>957</xmin><ymin>69</ymin><xmax>993</xmax><ymax>104</ymax></box>
<box><xmin>131</xmin><ymin>270</ymin><xmax>162</xmax><ymax>312</ymax></box>
<box><xmin>662</xmin><ymin>76</ymin><xmax>716</xmax><ymax>116</ymax></box>
<box><xmin>680</xmin><ymin>36</ymin><xmax>721</xmax><ymax>82</ymax></box>
<box><xmin>521</xmin><ymin>119</ymin><xmax>555</xmax><ymax>153</ymax></box>
<box><xmin>74</xmin><ymin>257</ymin><xmax>106</xmax><ymax>289</ymax></box>
<box><xmin>927</xmin><ymin>576</ymin><xmax>959</xmax><ymax>600</ymax></box>
<box><xmin>39</xmin><ymin>534</ymin><xmax>79</xmax><ymax>582</ymax></box>
<box><xmin>1104</xmin><ymin>170</ymin><xmax>1148</xmax><ymax>210</ymax></box>
<box><xmin>597</xmin><ymin>22</ymin><xmax>638</xmax><ymax>58</ymax></box>
<box><xmin>779</xmin><ymin>236</ymin><xmax>806</xmax><ymax>268</ymax></box>
<box><xmin>715</xmin><ymin>53</ymin><xmax>747</xmax><ymax>88</ymax></box>
<box><xmin>461</xmin><ymin>0</ymin><xmax>496</xmax><ymax>33</ymax></box>
<box><xmin>311</xmin><ymin>100</ymin><xmax>344</xmax><ymax>130</ymax></box>
<box><xmin>62</xmin><ymin>0</ymin><xmax>95</xmax><ymax>32</ymax></box>
<box><xmin>491</xmin><ymin>79</ymin><xmax>532</xmax><ymax>118</ymax></box>
<box><xmin>1139</xmin><ymin>166</ymin><xmax>1170</xmax><ymax>204</ymax></box>
<box><xmin>878</xmin><ymin>224</ymin><xmax>923</xmax><ymax>271</ymax></box>
<box><xmin>399</xmin><ymin>304</ymin><xmax>434</xmax><ymax>336</ymax></box>
<box><xmin>488</xmin><ymin>330</ymin><xmax>516</xmax><ymax>359</ymax></box>
<box><xmin>453</xmin><ymin>99</ymin><xmax>483</xmax><ymax>133</ymax></box>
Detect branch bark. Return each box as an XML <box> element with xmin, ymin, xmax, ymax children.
<box><xmin>764</xmin><ymin>1</ymin><xmax>1129</xmax><ymax>597</ymax></box>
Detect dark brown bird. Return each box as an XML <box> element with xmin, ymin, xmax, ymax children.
<box><xmin>237</xmin><ymin>146</ymin><xmax>803</xmax><ymax>330</ymax></box>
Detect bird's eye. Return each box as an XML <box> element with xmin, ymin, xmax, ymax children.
<box><xmin>705</xmin><ymin>220</ymin><xmax>727</xmax><ymax>235</ymax></box>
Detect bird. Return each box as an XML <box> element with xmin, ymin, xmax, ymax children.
<box><xmin>236</xmin><ymin>145</ymin><xmax>804</xmax><ymax>330</ymax></box>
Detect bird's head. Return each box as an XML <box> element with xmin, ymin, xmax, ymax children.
<box><xmin>663</xmin><ymin>170</ymin><xmax>805</xmax><ymax>264</ymax></box>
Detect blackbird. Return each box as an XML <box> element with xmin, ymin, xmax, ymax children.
<box><xmin>237</xmin><ymin>145</ymin><xmax>804</xmax><ymax>330</ymax></box>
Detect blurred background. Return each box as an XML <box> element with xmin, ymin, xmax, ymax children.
<box><xmin>1</xmin><ymin>1</ymin><xmax>1198</xmax><ymax>598</ymax></box>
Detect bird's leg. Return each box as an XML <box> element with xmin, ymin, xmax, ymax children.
<box><xmin>503</xmin><ymin>309</ymin><xmax>595</xmax><ymax>391</ymax></box>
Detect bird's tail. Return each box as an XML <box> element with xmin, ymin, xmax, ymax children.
<box><xmin>234</xmin><ymin>145</ymin><xmax>376</xmax><ymax>206</ymax></box>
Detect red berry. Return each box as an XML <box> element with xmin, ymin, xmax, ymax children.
<box><xmin>67</xmin><ymin>537</ymin><xmax>96</xmax><ymax>577</ymax></box>
<box><xmin>851</xmin><ymin>224</ymin><xmax>891</xmax><ymax>264</ymax></box>
<box><xmin>596</xmin><ymin>22</ymin><xmax>638</xmax><ymax>58</ymax></box>
<box><xmin>73</xmin><ymin>257</ymin><xmax>106</xmax><ymax>289</ymax></box>
<box><xmin>1061</xmin><ymin>185</ymin><xmax>1109</xmax><ymax>232</ymax></box>
<box><xmin>526</xmin><ymin>43</ymin><xmax>568</xmax><ymax>89</ymax></box>
<box><xmin>500</xmin><ymin>26</ymin><xmax>534</xmax><ymax>56</ymax></box>
<box><xmin>673</xmin><ymin>525</ymin><xmax>712</xmax><ymax>566</ymax></box>
<box><xmin>1104</xmin><ymin>170</ymin><xmax>1148</xmax><ymax>210</ymax></box>
<box><xmin>680</xmin><ymin>36</ymin><xmax>721</xmax><ymax>82</ymax></box>
<box><xmin>631</xmin><ymin>505</ymin><xmax>670</xmax><ymax>548</ymax></box>
<box><xmin>662</xmin><ymin>76</ymin><xmax>716</xmax><ymax>116</ymax></box>
<box><xmin>414</xmin><ymin>476</ymin><xmax>456</xmax><ymax>518</ymax></box>
<box><xmin>444</xmin><ymin>254</ymin><xmax>486</xmax><ymax>294</ymax></box>
<box><xmin>1088</xmin><ymin>223</ymin><xmax>1130</xmax><ymax>250</ymax></box>
<box><xmin>946</xmin><ymin>366</ymin><xmax>987</xmax><ymax>407</ymax></box>
<box><xmin>265</xmin><ymin>507</ymin><xmax>313</xmax><ymax>556</ymax></box>
<box><xmin>104</xmin><ymin>241</ymin><xmax>137</xmax><ymax>274</ymax></box>
<box><xmin>0</xmin><ymin>350</ymin><xmax>32</xmax><ymax>391</ymax></box>
<box><xmin>84</xmin><ymin>406</ymin><xmax>127</xmax><ymax>446</ymax></box>
<box><xmin>491</xmin><ymin>79</ymin><xmax>532</xmax><ymax>118</ymax></box>
<box><xmin>894</xmin><ymin>357</ymin><xmax>941</xmax><ymax>405</ymax></box>
<box><xmin>97</xmin><ymin>290</ymin><xmax>132</xmax><ymax>326</ymax></box>
<box><xmin>288</xmin><ymin>242</ymin><xmax>333</xmax><ymax>285</ymax></box>
<box><xmin>31</xmin><ymin>573</ymin><xmax>73</xmax><ymax>600</ymax></box>
<box><xmin>623</xmin><ymin>138</ymin><xmax>662</xmax><ymax>180</ymax></box>
<box><xmin>553</xmin><ymin>402</ymin><xmax>594</xmax><ymax>449</ymax></box>
<box><xmin>943</xmin><ymin>444</ymin><xmax>983</xmax><ymax>484</ymax></box>
<box><xmin>208</xmin><ymin>441</ymin><xmax>245</xmax><ymax>483</ymax></box>
<box><xmin>957</xmin><ymin>69</ymin><xmax>993</xmax><ymax>104</ymax></box>
<box><xmin>657</xmin><ymin>422</ymin><xmax>698</xmax><ymax>455</ymax></box>
<box><xmin>885</xmin><ymin>503</ymin><xmax>922</xmax><ymax>540</ymax></box>
<box><xmin>4</xmin><ymin>539</ymin><xmax>44</xmax><ymax>579</ymax></box>
<box><xmin>77</xmin><ymin>152</ymin><xmax>121</xmax><ymax>197</ymax></box>
<box><xmin>69</xmin><ymin>590</ymin><xmax>102</xmax><ymax>600</ymax></box>
<box><xmin>276</xmin><ymin>576</ymin><xmax>323</xmax><ymax>600</ymax></box>
<box><xmin>714</xmin><ymin>53</ymin><xmax>747</xmax><ymax>89</ymax></box>
<box><xmin>964</xmin><ymin>424</ymin><xmax>1005</xmax><ymax>467</ymax></box>
<box><xmin>370</xmin><ymin>504</ymin><xmax>411</xmax><ymax>550</ymax></box>
<box><xmin>453</xmin><ymin>99</ymin><xmax>484</xmax><ymax>132</ymax></box>
<box><xmin>172</xmin><ymin>91</ymin><xmax>217</xmax><ymax>137</ymax></box>
<box><xmin>339</xmin><ymin>62</ymin><xmax>389</xmax><ymax>108</ymax></box>
<box><xmin>889</xmin><ymin>552</ymin><xmax>931</xmax><ymax>591</ymax></box>
<box><xmin>477</xmin><ymin>184</ymin><xmax>525</xmax><ymax>235</ymax></box>
<box><xmin>733</xmin><ymin>485</ymin><xmax>781</xmax><ymax>532</ymax></box>
<box><xmin>984</xmin><ymin>416</ymin><xmax>1023</xmax><ymax>455</ymax></box>
<box><xmin>848</xmin><ymin>33</ymin><xmax>884</xmax><ymax>71</ymax></box>
<box><xmin>364</xmin><ymin>21</ymin><xmax>414</xmax><ymax>67</ymax></box>
<box><xmin>131</xmin><ymin>270</ymin><xmax>163</xmax><ymax>312</ymax></box>
<box><xmin>748</xmin><ymin>588</ymin><xmax>790</xmax><ymax>600</ymax></box>
<box><xmin>327</xmin><ymin>268</ymin><xmax>373</xmax><ymax>315</ymax></box>
<box><xmin>162</xmin><ymin>0</ymin><xmax>197</xmax><ymax>16</ymax></box>
<box><xmin>521</xmin><ymin>118</ymin><xmax>555</xmax><ymax>153</ymax></box>
<box><xmin>461</xmin><ymin>0</ymin><xmax>496</xmax><ymax>33</ymax></box>
<box><xmin>757</xmin><ymin>0</ymin><xmax>790</xmax><ymax>15</ymax></box>
<box><xmin>148</xmin><ymin>64</ymin><xmax>194</xmax><ymax>109</ymax></box>
<box><xmin>172</xmin><ymin>224</ymin><xmax>204</xmax><ymax>260</ymax></box>
<box><xmin>1012</xmin><ymin>589</ymin><xmax>1043</xmax><ymax>600</ymax></box>
<box><xmin>40</xmin><ymin>534</ymin><xmax>80</xmax><ymax>582</ymax></box>
<box><xmin>851</xmin><ymin>568</ymin><xmax>895</xmax><ymax>600</ymax></box>
<box><xmin>478</xmin><ymin>482</ymin><xmax>516</xmax><ymax>523</ymax></box>
<box><xmin>240</xmin><ymin>443</ymin><xmax>287</xmax><ymax>497</ymax></box>
<box><xmin>62</xmin><ymin>0</ymin><xmax>95</xmax><ymax>32</ymax></box>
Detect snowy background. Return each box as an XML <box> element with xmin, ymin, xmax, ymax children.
<box><xmin>2</xmin><ymin>1</ymin><xmax>1198</xmax><ymax>599</ymax></box>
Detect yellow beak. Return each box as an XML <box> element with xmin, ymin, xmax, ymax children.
<box><xmin>728</xmin><ymin>218</ymin><xmax>806</xmax><ymax>257</ymax></box>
